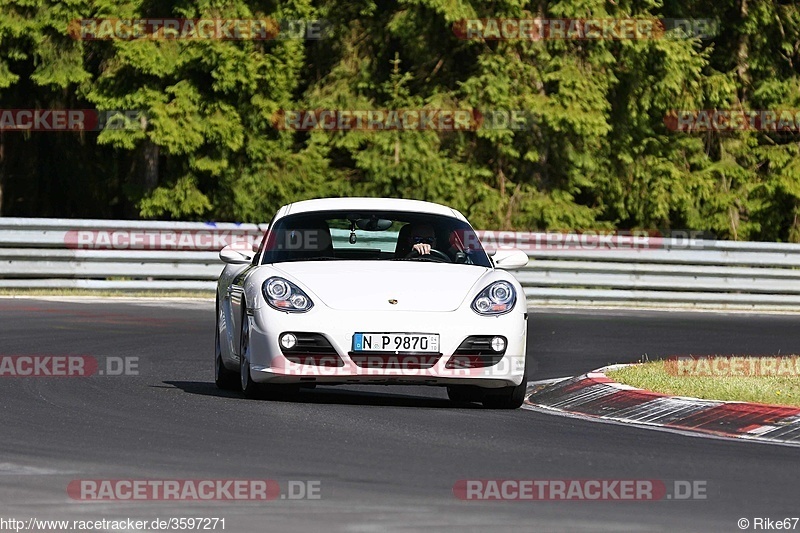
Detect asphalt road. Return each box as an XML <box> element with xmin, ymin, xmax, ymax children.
<box><xmin>1</xmin><ymin>298</ymin><xmax>799</xmax><ymax>532</ymax></box>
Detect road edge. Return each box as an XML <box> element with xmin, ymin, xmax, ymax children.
<box><xmin>525</xmin><ymin>365</ymin><xmax>800</xmax><ymax>446</ymax></box>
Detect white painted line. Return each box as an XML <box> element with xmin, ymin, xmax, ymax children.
<box><xmin>0</xmin><ymin>462</ymin><xmax>73</xmax><ymax>475</ymax></box>
<box><xmin>525</xmin><ymin>369</ymin><xmax>800</xmax><ymax>447</ymax></box>
<box><xmin>0</xmin><ymin>296</ymin><xmax>214</xmax><ymax>303</ymax></box>
<box><xmin>527</xmin><ymin>377</ymin><xmax>572</xmax><ymax>387</ymax></box>
<box><xmin>520</xmin><ymin>403</ymin><xmax>800</xmax><ymax>449</ymax></box>
<box><xmin>527</xmin><ymin>305</ymin><xmax>800</xmax><ymax>317</ymax></box>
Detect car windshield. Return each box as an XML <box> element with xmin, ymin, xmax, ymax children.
<box><xmin>257</xmin><ymin>210</ymin><xmax>491</xmax><ymax>267</ymax></box>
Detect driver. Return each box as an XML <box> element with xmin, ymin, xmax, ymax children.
<box><xmin>408</xmin><ymin>223</ymin><xmax>438</xmax><ymax>256</ymax></box>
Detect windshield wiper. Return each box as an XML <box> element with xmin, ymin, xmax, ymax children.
<box><xmin>275</xmin><ymin>256</ymin><xmax>339</xmax><ymax>263</ymax></box>
<box><xmin>391</xmin><ymin>257</ymin><xmax>445</xmax><ymax>263</ymax></box>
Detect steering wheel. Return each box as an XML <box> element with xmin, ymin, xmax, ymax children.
<box><xmin>405</xmin><ymin>248</ymin><xmax>452</xmax><ymax>262</ymax></box>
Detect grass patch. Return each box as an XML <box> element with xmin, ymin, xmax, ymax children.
<box><xmin>606</xmin><ymin>357</ymin><xmax>800</xmax><ymax>408</ymax></box>
<box><xmin>0</xmin><ymin>288</ymin><xmax>213</xmax><ymax>298</ymax></box>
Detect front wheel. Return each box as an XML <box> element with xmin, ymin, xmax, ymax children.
<box><xmin>447</xmin><ymin>385</ymin><xmax>483</xmax><ymax>404</ymax></box>
<box><xmin>237</xmin><ymin>307</ymin><xmax>299</xmax><ymax>400</ymax></box>
<box><xmin>482</xmin><ymin>368</ymin><xmax>528</xmax><ymax>409</ymax></box>
<box><xmin>214</xmin><ymin>300</ymin><xmax>238</xmax><ymax>390</ymax></box>
<box><xmin>216</xmin><ymin>351</ymin><xmax>239</xmax><ymax>390</ymax></box>
<box><xmin>239</xmin><ymin>310</ymin><xmax>263</xmax><ymax>399</ymax></box>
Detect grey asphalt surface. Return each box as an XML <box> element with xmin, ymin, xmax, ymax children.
<box><xmin>1</xmin><ymin>298</ymin><xmax>799</xmax><ymax>532</ymax></box>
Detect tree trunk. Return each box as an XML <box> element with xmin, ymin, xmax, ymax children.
<box><xmin>0</xmin><ymin>132</ymin><xmax>4</xmax><ymax>217</ymax></box>
<box><xmin>790</xmin><ymin>201</ymin><xmax>800</xmax><ymax>243</ymax></box>
<box><xmin>736</xmin><ymin>0</ymin><xmax>749</xmax><ymax>101</ymax></box>
<box><xmin>142</xmin><ymin>139</ymin><xmax>159</xmax><ymax>192</ymax></box>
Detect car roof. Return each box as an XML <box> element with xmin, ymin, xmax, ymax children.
<box><xmin>278</xmin><ymin>197</ymin><xmax>467</xmax><ymax>222</ymax></box>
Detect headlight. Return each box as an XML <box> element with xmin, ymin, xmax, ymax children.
<box><xmin>471</xmin><ymin>281</ymin><xmax>516</xmax><ymax>315</ymax></box>
<box><xmin>262</xmin><ymin>277</ymin><xmax>314</xmax><ymax>313</ymax></box>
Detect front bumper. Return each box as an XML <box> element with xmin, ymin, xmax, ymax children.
<box><xmin>247</xmin><ymin>305</ymin><xmax>527</xmax><ymax>388</ymax></box>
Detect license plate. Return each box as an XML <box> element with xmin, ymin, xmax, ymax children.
<box><xmin>352</xmin><ymin>333</ymin><xmax>440</xmax><ymax>353</ymax></box>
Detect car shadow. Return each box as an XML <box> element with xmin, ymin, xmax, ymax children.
<box><xmin>161</xmin><ymin>380</ymin><xmax>481</xmax><ymax>409</ymax></box>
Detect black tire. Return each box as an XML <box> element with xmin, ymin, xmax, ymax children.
<box><xmin>214</xmin><ymin>300</ymin><xmax>239</xmax><ymax>391</ymax></box>
<box><xmin>215</xmin><ymin>350</ymin><xmax>239</xmax><ymax>391</ymax></box>
<box><xmin>239</xmin><ymin>306</ymin><xmax>263</xmax><ymax>399</ymax></box>
<box><xmin>482</xmin><ymin>368</ymin><xmax>528</xmax><ymax>409</ymax></box>
<box><xmin>261</xmin><ymin>383</ymin><xmax>301</xmax><ymax>400</ymax></box>
<box><xmin>446</xmin><ymin>385</ymin><xmax>483</xmax><ymax>404</ymax></box>
<box><xmin>237</xmin><ymin>304</ymin><xmax>299</xmax><ymax>400</ymax></box>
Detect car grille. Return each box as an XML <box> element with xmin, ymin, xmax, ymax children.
<box><xmin>281</xmin><ymin>333</ymin><xmax>343</xmax><ymax>367</ymax></box>
<box><xmin>445</xmin><ymin>336</ymin><xmax>506</xmax><ymax>369</ymax></box>
<box><xmin>349</xmin><ymin>353</ymin><xmax>441</xmax><ymax>369</ymax></box>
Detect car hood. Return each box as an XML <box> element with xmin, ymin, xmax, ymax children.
<box><xmin>271</xmin><ymin>261</ymin><xmax>490</xmax><ymax>312</ymax></box>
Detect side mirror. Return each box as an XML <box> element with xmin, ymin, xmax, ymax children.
<box><xmin>492</xmin><ymin>248</ymin><xmax>529</xmax><ymax>270</ymax></box>
<box><xmin>219</xmin><ymin>244</ymin><xmax>254</xmax><ymax>265</ymax></box>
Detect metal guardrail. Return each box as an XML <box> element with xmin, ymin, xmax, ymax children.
<box><xmin>0</xmin><ymin>218</ymin><xmax>263</xmax><ymax>291</ymax></box>
<box><xmin>1</xmin><ymin>218</ymin><xmax>799</xmax><ymax>309</ymax></box>
<box><xmin>514</xmin><ymin>235</ymin><xmax>800</xmax><ymax>308</ymax></box>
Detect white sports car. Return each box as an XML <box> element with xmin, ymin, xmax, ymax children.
<box><xmin>214</xmin><ymin>197</ymin><xmax>530</xmax><ymax>408</ymax></box>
